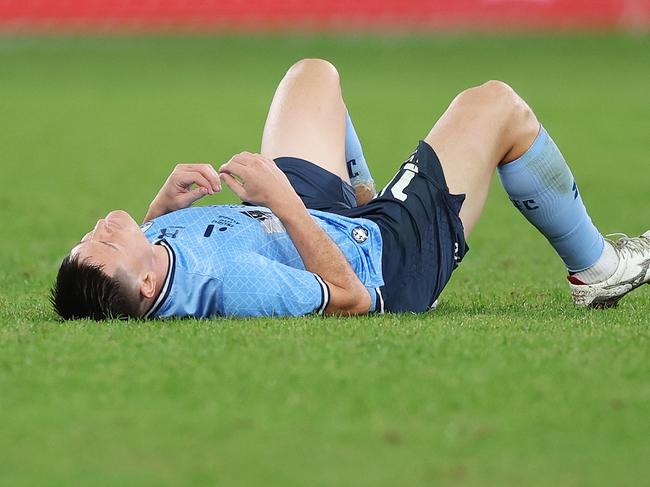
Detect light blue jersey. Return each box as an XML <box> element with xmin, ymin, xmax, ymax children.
<box><xmin>140</xmin><ymin>205</ymin><xmax>384</xmax><ymax>318</ymax></box>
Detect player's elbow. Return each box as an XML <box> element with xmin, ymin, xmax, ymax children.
<box><xmin>351</xmin><ymin>289</ymin><xmax>372</xmax><ymax>315</ymax></box>
<box><xmin>325</xmin><ymin>284</ymin><xmax>371</xmax><ymax>316</ymax></box>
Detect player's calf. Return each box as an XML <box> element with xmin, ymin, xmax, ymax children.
<box><xmin>492</xmin><ymin>85</ymin><xmax>647</xmax><ymax>309</ymax></box>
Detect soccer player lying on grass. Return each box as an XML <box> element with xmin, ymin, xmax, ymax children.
<box><xmin>51</xmin><ymin>59</ymin><xmax>649</xmax><ymax>320</ymax></box>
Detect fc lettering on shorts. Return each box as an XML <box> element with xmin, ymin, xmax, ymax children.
<box><xmin>379</xmin><ymin>153</ymin><xmax>419</xmax><ymax>202</ymax></box>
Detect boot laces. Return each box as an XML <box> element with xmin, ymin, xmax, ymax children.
<box><xmin>606</xmin><ymin>233</ymin><xmax>650</xmax><ymax>258</ymax></box>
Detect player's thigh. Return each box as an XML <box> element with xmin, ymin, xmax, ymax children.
<box><xmin>261</xmin><ymin>58</ymin><xmax>349</xmax><ymax>183</ymax></box>
<box><xmin>424</xmin><ymin>83</ymin><xmax>514</xmax><ymax>236</ymax></box>
<box><xmin>425</xmin><ymin>81</ymin><xmax>539</xmax><ymax>236</ymax></box>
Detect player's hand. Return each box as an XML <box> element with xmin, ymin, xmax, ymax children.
<box><xmin>145</xmin><ymin>163</ymin><xmax>221</xmax><ymax>222</ymax></box>
<box><xmin>219</xmin><ymin>152</ymin><xmax>302</xmax><ymax>215</ymax></box>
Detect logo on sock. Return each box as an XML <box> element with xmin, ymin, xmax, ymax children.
<box><xmin>511</xmin><ymin>199</ymin><xmax>539</xmax><ymax>211</ymax></box>
<box><xmin>347</xmin><ymin>159</ymin><xmax>359</xmax><ymax>179</ymax></box>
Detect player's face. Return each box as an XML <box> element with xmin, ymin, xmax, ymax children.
<box><xmin>71</xmin><ymin>210</ymin><xmax>153</xmax><ymax>277</ymax></box>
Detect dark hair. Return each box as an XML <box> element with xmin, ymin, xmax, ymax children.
<box><xmin>50</xmin><ymin>255</ymin><xmax>140</xmax><ymax>320</ymax></box>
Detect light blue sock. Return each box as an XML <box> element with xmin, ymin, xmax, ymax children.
<box><xmin>345</xmin><ymin>110</ymin><xmax>374</xmax><ymax>189</ymax></box>
<box><xmin>497</xmin><ymin>126</ymin><xmax>604</xmax><ymax>272</ymax></box>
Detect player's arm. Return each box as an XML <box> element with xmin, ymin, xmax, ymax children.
<box><xmin>143</xmin><ymin>164</ymin><xmax>222</xmax><ymax>222</ymax></box>
<box><xmin>219</xmin><ymin>152</ymin><xmax>372</xmax><ymax>316</ymax></box>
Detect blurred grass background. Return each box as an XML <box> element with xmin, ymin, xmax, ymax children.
<box><xmin>1</xmin><ymin>34</ymin><xmax>649</xmax><ymax>486</ymax></box>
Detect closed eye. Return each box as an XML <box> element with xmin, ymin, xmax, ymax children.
<box><xmin>100</xmin><ymin>241</ymin><xmax>119</xmax><ymax>251</ymax></box>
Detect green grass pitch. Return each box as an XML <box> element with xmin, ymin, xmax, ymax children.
<box><xmin>1</xmin><ymin>34</ymin><xmax>649</xmax><ymax>486</ymax></box>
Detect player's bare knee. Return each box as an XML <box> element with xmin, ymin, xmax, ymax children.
<box><xmin>478</xmin><ymin>79</ymin><xmax>514</xmax><ymax>96</ymax></box>
<box><xmin>473</xmin><ymin>81</ymin><xmax>539</xmax><ymax>159</ymax></box>
<box><xmin>472</xmin><ymin>80</ymin><xmax>519</xmax><ymax>113</ymax></box>
<box><xmin>486</xmin><ymin>82</ymin><xmax>538</xmax><ymax>143</ymax></box>
<box><xmin>286</xmin><ymin>58</ymin><xmax>340</xmax><ymax>85</ymax></box>
<box><xmin>461</xmin><ymin>80</ymin><xmax>537</xmax><ymax>134</ymax></box>
<box><xmin>457</xmin><ymin>80</ymin><xmax>512</xmax><ymax>109</ymax></box>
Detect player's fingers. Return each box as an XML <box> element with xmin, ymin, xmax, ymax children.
<box><xmin>220</xmin><ymin>173</ymin><xmax>248</xmax><ymax>201</ymax></box>
<box><xmin>220</xmin><ymin>157</ymin><xmax>250</xmax><ymax>174</ymax></box>
<box><xmin>188</xmin><ymin>164</ymin><xmax>221</xmax><ymax>192</ymax></box>
<box><xmin>176</xmin><ymin>172</ymin><xmax>214</xmax><ymax>195</ymax></box>
<box><xmin>176</xmin><ymin>162</ymin><xmax>215</xmax><ymax>171</ymax></box>
<box><xmin>219</xmin><ymin>168</ymin><xmax>245</xmax><ymax>186</ymax></box>
<box><xmin>253</xmin><ymin>153</ymin><xmax>275</xmax><ymax>166</ymax></box>
<box><xmin>224</xmin><ymin>152</ymin><xmax>257</xmax><ymax>170</ymax></box>
<box><xmin>173</xmin><ymin>163</ymin><xmax>221</xmax><ymax>192</ymax></box>
<box><xmin>219</xmin><ymin>163</ymin><xmax>249</xmax><ymax>185</ymax></box>
<box><xmin>233</xmin><ymin>151</ymin><xmax>254</xmax><ymax>163</ymax></box>
<box><xmin>187</xmin><ymin>167</ymin><xmax>221</xmax><ymax>193</ymax></box>
<box><xmin>181</xmin><ymin>186</ymin><xmax>210</xmax><ymax>206</ymax></box>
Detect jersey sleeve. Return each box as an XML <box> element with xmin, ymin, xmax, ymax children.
<box><xmin>221</xmin><ymin>254</ymin><xmax>329</xmax><ymax>317</ymax></box>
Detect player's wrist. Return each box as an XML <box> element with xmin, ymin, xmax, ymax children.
<box><xmin>267</xmin><ymin>194</ymin><xmax>306</xmax><ymax>221</ymax></box>
<box><xmin>144</xmin><ymin>200</ymin><xmax>168</xmax><ymax>221</ymax></box>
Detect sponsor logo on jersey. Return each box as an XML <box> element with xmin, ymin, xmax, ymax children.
<box><xmin>204</xmin><ymin>216</ymin><xmax>241</xmax><ymax>236</ymax></box>
<box><xmin>215</xmin><ymin>216</ymin><xmax>240</xmax><ymax>228</ymax></box>
<box><xmin>352</xmin><ymin>225</ymin><xmax>369</xmax><ymax>243</ymax></box>
<box><xmin>157</xmin><ymin>226</ymin><xmax>184</xmax><ymax>239</ymax></box>
<box><xmin>241</xmin><ymin>210</ymin><xmax>285</xmax><ymax>234</ymax></box>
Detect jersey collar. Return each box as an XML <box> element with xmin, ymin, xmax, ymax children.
<box><xmin>143</xmin><ymin>240</ymin><xmax>175</xmax><ymax>319</ymax></box>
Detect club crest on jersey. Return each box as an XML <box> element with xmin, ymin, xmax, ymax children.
<box><xmin>351</xmin><ymin>225</ymin><xmax>369</xmax><ymax>243</ymax></box>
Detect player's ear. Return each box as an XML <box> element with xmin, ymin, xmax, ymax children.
<box><xmin>139</xmin><ymin>271</ymin><xmax>157</xmax><ymax>300</ymax></box>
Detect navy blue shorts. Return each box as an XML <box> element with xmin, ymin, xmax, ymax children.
<box><xmin>274</xmin><ymin>157</ymin><xmax>357</xmax><ymax>211</ymax></box>
<box><xmin>275</xmin><ymin>141</ymin><xmax>468</xmax><ymax>313</ymax></box>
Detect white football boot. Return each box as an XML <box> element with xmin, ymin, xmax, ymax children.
<box><xmin>568</xmin><ymin>231</ymin><xmax>650</xmax><ymax>308</ymax></box>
